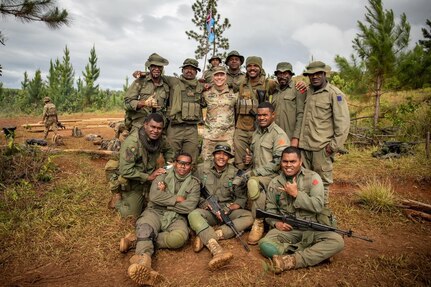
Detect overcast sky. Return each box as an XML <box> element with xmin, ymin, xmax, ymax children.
<box><xmin>1</xmin><ymin>0</ymin><xmax>430</xmax><ymax>90</ymax></box>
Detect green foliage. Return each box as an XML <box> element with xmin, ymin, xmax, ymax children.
<box><xmin>356</xmin><ymin>178</ymin><xmax>397</xmax><ymax>212</ymax></box>
<box><xmin>334</xmin><ymin>54</ymin><xmax>369</xmax><ymax>96</ymax></box>
<box><xmin>185</xmin><ymin>0</ymin><xmax>231</xmax><ymax>59</ymax></box>
<box><xmin>81</xmin><ymin>45</ymin><xmax>100</xmax><ymax>108</ymax></box>
<box><xmin>418</xmin><ymin>19</ymin><xmax>431</xmax><ymax>53</ymax></box>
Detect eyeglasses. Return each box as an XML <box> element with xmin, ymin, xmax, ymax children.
<box><xmin>176</xmin><ymin>160</ymin><xmax>192</xmax><ymax>167</ymax></box>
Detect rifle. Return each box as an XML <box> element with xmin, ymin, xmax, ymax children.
<box><xmin>200</xmin><ymin>185</ymin><xmax>250</xmax><ymax>252</ymax></box>
<box><xmin>256</xmin><ymin>209</ymin><xmax>373</xmax><ymax>242</ymax></box>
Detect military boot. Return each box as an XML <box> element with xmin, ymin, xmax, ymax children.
<box><xmin>272</xmin><ymin>255</ymin><xmax>296</xmax><ymax>274</ymax></box>
<box><xmin>119</xmin><ymin>232</ymin><xmax>137</xmax><ymax>253</ymax></box>
<box><xmin>192</xmin><ymin>236</ymin><xmax>204</xmax><ymax>253</ymax></box>
<box><xmin>247</xmin><ymin>219</ymin><xmax>264</xmax><ymax>245</ymax></box>
<box><xmin>127</xmin><ymin>253</ymin><xmax>159</xmax><ymax>286</ymax></box>
<box><xmin>207</xmin><ymin>238</ymin><xmax>233</xmax><ymax>270</ymax></box>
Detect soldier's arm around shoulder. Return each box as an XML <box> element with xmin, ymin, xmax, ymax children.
<box><xmin>149</xmin><ymin>173</ymin><xmax>177</xmax><ymax>206</ymax></box>
<box><xmin>124</xmin><ymin>78</ymin><xmax>145</xmax><ymax>110</ymax></box>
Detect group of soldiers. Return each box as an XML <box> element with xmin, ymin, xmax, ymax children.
<box><xmin>112</xmin><ymin>50</ymin><xmax>350</xmax><ymax>286</ymax></box>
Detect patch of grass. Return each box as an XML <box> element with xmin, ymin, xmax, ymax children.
<box><xmin>356</xmin><ymin>178</ymin><xmax>397</xmax><ymax>212</ymax></box>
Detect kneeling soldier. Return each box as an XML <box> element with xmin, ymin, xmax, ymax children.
<box><xmin>188</xmin><ymin>143</ymin><xmax>253</xmax><ymax>270</ymax></box>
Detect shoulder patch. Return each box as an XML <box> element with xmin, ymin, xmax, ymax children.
<box><xmin>337</xmin><ymin>95</ymin><xmax>343</xmax><ymax>102</ymax></box>
<box><xmin>277</xmin><ymin>138</ymin><xmax>287</xmax><ymax>146</ymax></box>
<box><xmin>312</xmin><ymin>179</ymin><xmax>319</xmax><ymax>185</ymax></box>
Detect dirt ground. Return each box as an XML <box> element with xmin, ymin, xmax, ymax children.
<box><xmin>1</xmin><ymin>113</ymin><xmax>431</xmax><ymax>287</ymax></box>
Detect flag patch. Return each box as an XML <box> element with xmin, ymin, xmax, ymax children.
<box><xmin>337</xmin><ymin>95</ymin><xmax>343</xmax><ymax>102</ymax></box>
<box><xmin>312</xmin><ymin>179</ymin><xmax>319</xmax><ymax>185</ymax></box>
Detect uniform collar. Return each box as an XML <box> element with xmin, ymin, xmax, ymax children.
<box><xmin>257</xmin><ymin>121</ymin><xmax>276</xmax><ymax>134</ymax></box>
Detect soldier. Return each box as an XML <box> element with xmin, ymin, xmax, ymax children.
<box><xmin>201</xmin><ymin>66</ymin><xmax>237</xmax><ymax>161</ymax></box>
<box><xmin>188</xmin><ymin>143</ymin><xmax>253</xmax><ymax>270</ymax></box>
<box><xmin>299</xmin><ymin>61</ymin><xmax>350</xmax><ymax>205</ymax></box>
<box><xmin>41</xmin><ymin>97</ymin><xmax>58</xmax><ymax>139</ymax></box>
<box><xmin>126</xmin><ymin>152</ymin><xmax>200</xmax><ymax>286</ymax></box>
<box><xmin>225</xmin><ymin>50</ymin><xmax>246</xmax><ymax>91</ymax></box>
<box><xmin>243</xmin><ymin>102</ymin><xmax>289</xmax><ymax>245</ymax></box>
<box><xmin>202</xmin><ymin>55</ymin><xmax>222</xmax><ymax>83</ymax></box>
<box><xmin>271</xmin><ymin>62</ymin><xmax>305</xmax><ymax>147</ymax></box>
<box><xmin>124</xmin><ymin>53</ymin><xmax>170</xmax><ymax>131</ymax></box>
<box><xmin>234</xmin><ymin>56</ymin><xmax>278</xmax><ymax>170</ymax></box>
<box><xmin>117</xmin><ymin>113</ymin><xmax>174</xmax><ymax>218</ymax></box>
<box><xmin>258</xmin><ymin>146</ymin><xmax>344</xmax><ymax>273</ymax></box>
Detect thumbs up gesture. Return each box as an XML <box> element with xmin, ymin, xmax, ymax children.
<box><xmin>244</xmin><ymin>147</ymin><xmax>252</xmax><ymax>165</ymax></box>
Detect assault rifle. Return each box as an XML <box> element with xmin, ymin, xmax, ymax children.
<box><xmin>256</xmin><ymin>209</ymin><xmax>373</xmax><ymax>242</ymax></box>
<box><xmin>200</xmin><ymin>185</ymin><xmax>250</xmax><ymax>252</ymax></box>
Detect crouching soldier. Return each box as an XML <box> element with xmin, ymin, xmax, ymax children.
<box><xmin>126</xmin><ymin>152</ymin><xmax>200</xmax><ymax>286</ymax></box>
<box><xmin>188</xmin><ymin>143</ymin><xmax>253</xmax><ymax>270</ymax></box>
<box><xmin>258</xmin><ymin>147</ymin><xmax>344</xmax><ymax>273</ymax></box>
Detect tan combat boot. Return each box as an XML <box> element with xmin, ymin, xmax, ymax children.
<box><xmin>207</xmin><ymin>238</ymin><xmax>233</xmax><ymax>270</ymax></box>
<box><xmin>193</xmin><ymin>230</ymin><xmax>224</xmax><ymax>253</ymax></box>
<box><xmin>119</xmin><ymin>232</ymin><xmax>137</xmax><ymax>253</ymax></box>
<box><xmin>272</xmin><ymin>255</ymin><xmax>296</xmax><ymax>274</ymax></box>
<box><xmin>247</xmin><ymin>219</ymin><xmax>264</xmax><ymax>245</ymax></box>
<box><xmin>127</xmin><ymin>253</ymin><xmax>159</xmax><ymax>286</ymax></box>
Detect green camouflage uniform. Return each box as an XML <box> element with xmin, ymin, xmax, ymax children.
<box><xmin>247</xmin><ymin>122</ymin><xmax>289</xmax><ymax>216</ymax></box>
<box><xmin>42</xmin><ymin>101</ymin><xmax>58</xmax><ymax>139</ymax></box>
<box><xmin>188</xmin><ymin>161</ymin><xmax>253</xmax><ymax>245</ymax></box>
<box><xmin>271</xmin><ymin>79</ymin><xmax>305</xmax><ymax>140</ymax></box>
<box><xmin>117</xmin><ymin>128</ymin><xmax>174</xmax><ymax>218</ymax></box>
<box><xmin>298</xmin><ymin>82</ymin><xmax>350</xmax><ymax>204</ymax></box>
<box><xmin>201</xmin><ymin>86</ymin><xmax>238</xmax><ymax>161</ymax></box>
<box><xmin>135</xmin><ymin>170</ymin><xmax>200</xmax><ymax>256</ymax></box>
<box><xmin>258</xmin><ymin>167</ymin><xmax>344</xmax><ymax>268</ymax></box>
<box><xmin>226</xmin><ymin>70</ymin><xmax>245</xmax><ymax>92</ymax></box>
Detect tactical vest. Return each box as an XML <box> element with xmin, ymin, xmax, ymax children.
<box><xmin>179</xmin><ymin>81</ymin><xmax>203</xmax><ymax>122</ymax></box>
<box><xmin>236</xmin><ymin>77</ymin><xmax>270</xmax><ymax>116</ymax></box>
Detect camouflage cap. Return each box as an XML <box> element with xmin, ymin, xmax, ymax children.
<box><xmin>180</xmin><ymin>58</ymin><xmax>201</xmax><ymax>72</ymax></box>
<box><xmin>208</xmin><ymin>55</ymin><xmax>222</xmax><ymax>64</ymax></box>
<box><xmin>303</xmin><ymin>61</ymin><xmax>331</xmax><ymax>76</ymax></box>
<box><xmin>212</xmin><ymin>66</ymin><xmax>227</xmax><ymax>75</ymax></box>
<box><xmin>274</xmin><ymin>62</ymin><xmax>295</xmax><ymax>75</ymax></box>
<box><xmin>212</xmin><ymin>142</ymin><xmax>234</xmax><ymax>158</ymax></box>
<box><xmin>44</xmin><ymin>97</ymin><xmax>51</xmax><ymax>102</ymax></box>
<box><xmin>145</xmin><ymin>53</ymin><xmax>169</xmax><ymax>67</ymax></box>
<box><xmin>246</xmin><ymin>56</ymin><xmax>263</xmax><ymax>69</ymax></box>
<box><xmin>225</xmin><ymin>50</ymin><xmax>244</xmax><ymax>65</ymax></box>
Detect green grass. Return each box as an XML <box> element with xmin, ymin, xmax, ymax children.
<box><xmin>355</xmin><ymin>178</ymin><xmax>397</xmax><ymax>212</ymax></box>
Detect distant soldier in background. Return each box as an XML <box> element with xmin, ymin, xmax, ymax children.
<box><xmin>225</xmin><ymin>50</ymin><xmax>246</xmax><ymax>92</ymax></box>
<box><xmin>202</xmin><ymin>55</ymin><xmax>222</xmax><ymax>83</ymax></box>
<box><xmin>41</xmin><ymin>97</ymin><xmax>58</xmax><ymax>140</ymax></box>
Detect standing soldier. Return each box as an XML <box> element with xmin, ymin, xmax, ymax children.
<box><xmin>271</xmin><ymin>62</ymin><xmax>305</xmax><ymax>147</ymax></box>
<box><xmin>234</xmin><ymin>56</ymin><xmax>278</xmax><ymax>170</ymax></box>
<box><xmin>258</xmin><ymin>146</ymin><xmax>344</xmax><ymax>273</ymax></box>
<box><xmin>225</xmin><ymin>50</ymin><xmax>246</xmax><ymax>91</ymax></box>
<box><xmin>126</xmin><ymin>152</ymin><xmax>200</xmax><ymax>286</ymax></box>
<box><xmin>243</xmin><ymin>102</ymin><xmax>289</xmax><ymax>245</ymax></box>
<box><xmin>202</xmin><ymin>55</ymin><xmax>222</xmax><ymax>83</ymax></box>
<box><xmin>299</xmin><ymin>61</ymin><xmax>350</xmax><ymax>205</ymax></box>
<box><xmin>201</xmin><ymin>66</ymin><xmax>237</xmax><ymax>161</ymax></box>
<box><xmin>124</xmin><ymin>53</ymin><xmax>170</xmax><ymax>131</ymax></box>
<box><xmin>117</xmin><ymin>113</ymin><xmax>174</xmax><ymax>218</ymax></box>
<box><xmin>189</xmin><ymin>143</ymin><xmax>253</xmax><ymax>270</ymax></box>
<box><xmin>41</xmin><ymin>97</ymin><xmax>58</xmax><ymax>140</ymax></box>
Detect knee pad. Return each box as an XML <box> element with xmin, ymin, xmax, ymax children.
<box><xmin>259</xmin><ymin>238</ymin><xmax>284</xmax><ymax>258</ymax></box>
<box><xmin>136</xmin><ymin>223</ymin><xmax>156</xmax><ymax>241</ymax></box>
<box><xmin>247</xmin><ymin>177</ymin><xmax>261</xmax><ymax>201</ymax></box>
<box><xmin>164</xmin><ymin>230</ymin><xmax>188</xmax><ymax>249</ymax></box>
<box><xmin>188</xmin><ymin>210</ymin><xmax>209</xmax><ymax>234</ymax></box>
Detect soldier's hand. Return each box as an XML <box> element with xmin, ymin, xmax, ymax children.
<box><xmin>295</xmin><ymin>81</ymin><xmax>307</xmax><ymax>94</ymax></box>
<box><xmin>157</xmin><ymin>181</ymin><xmax>166</xmax><ymax>191</ymax></box>
<box><xmin>290</xmin><ymin>138</ymin><xmax>299</xmax><ymax>147</ymax></box>
<box><xmin>243</xmin><ymin>148</ymin><xmax>252</xmax><ymax>165</ymax></box>
<box><xmin>215</xmin><ymin>211</ymin><xmax>223</xmax><ymax>222</ymax></box>
<box><xmin>325</xmin><ymin>144</ymin><xmax>334</xmax><ymax>156</ymax></box>
<box><xmin>275</xmin><ymin>221</ymin><xmax>292</xmax><ymax>231</ymax></box>
<box><xmin>280</xmin><ymin>177</ymin><xmax>298</xmax><ymax>198</ymax></box>
<box><xmin>148</xmin><ymin>168</ymin><xmax>166</xmax><ymax>181</ymax></box>
<box><xmin>132</xmin><ymin>70</ymin><xmax>145</xmax><ymax>79</ymax></box>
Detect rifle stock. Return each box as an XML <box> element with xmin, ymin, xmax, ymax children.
<box><xmin>201</xmin><ymin>185</ymin><xmax>250</xmax><ymax>251</ymax></box>
<box><xmin>256</xmin><ymin>209</ymin><xmax>373</xmax><ymax>242</ymax></box>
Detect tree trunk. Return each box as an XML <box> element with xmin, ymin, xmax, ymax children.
<box><xmin>373</xmin><ymin>74</ymin><xmax>382</xmax><ymax>130</ymax></box>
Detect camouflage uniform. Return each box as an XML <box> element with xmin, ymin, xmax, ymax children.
<box><xmin>117</xmin><ymin>128</ymin><xmax>174</xmax><ymax>218</ymax></box>
<box><xmin>124</xmin><ymin>53</ymin><xmax>170</xmax><ymax>131</ymax></box>
<box><xmin>271</xmin><ymin>62</ymin><xmax>305</xmax><ymax>140</ymax></box>
<box><xmin>202</xmin><ymin>55</ymin><xmax>222</xmax><ymax>83</ymax></box>
<box><xmin>234</xmin><ymin>56</ymin><xmax>277</xmax><ymax>170</ymax></box>
<box><xmin>258</xmin><ymin>167</ymin><xmax>344</xmax><ymax>268</ymax></box>
<box><xmin>164</xmin><ymin>58</ymin><xmax>205</xmax><ymax>165</ymax></box>
<box><xmin>42</xmin><ymin>97</ymin><xmax>58</xmax><ymax>139</ymax></box>
<box><xmin>188</xmin><ymin>160</ymin><xmax>253</xmax><ymax>245</ymax></box>
<box><xmin>201</xmin><ymin>85</ymin><xmax>238</xmax><ymax>161</ymax></box>
<box><xmin>134</xmin><ymin>169</ymin><xmax>200</xmax><ymax>256</ymax></box>
<box><xmin>225</xmin><ymin>51</ymin><xmax>246</xmax><ymax>92</ymax></box>
<box><xmin>299</xmin><ymin>61</ymin><xmax>350</xmax><ymax>204</ymax></box>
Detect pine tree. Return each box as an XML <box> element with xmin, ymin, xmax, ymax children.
<box><xmin>419</xmin><ymin>19</ymin><xmax>431</xmax><ymax>53</ymax></box>
<box><xmin>58</xmin><ymin>46</ymin><xmax>76</xmax><ymax>112</ymax></box>
<box><xmin>353</xmin><ymin>0</ymin><xmax>410</xmax><ymax>129</ymax></box>
<box><xmin>185</xmin><ymin>0</ymin><xmax>230</xmax><ymax>60</ymax></box>
<box><xmin>47</xmin><ymin>59</ymin><xmax>61</xmax><ymax>103</ymax></box>
<box><xmin>82</xmin><ymin>45</ymin><xmax>100</xmax><ymax>108</ymax></box>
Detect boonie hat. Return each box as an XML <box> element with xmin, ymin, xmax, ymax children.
<box><xmin>146</xmin><ymin>53</ymin><xmax>169</xmax><ymax>67</ymax></box>
<box><xmin>225</xmin><ymin>50</ymin><xmax>245</xmax><ymax>65</ymax></box>
<box><xmin>212</xmin><ymin>142</ymin><xmax>234</xmax><ymax>158</ymax></box>
<box><xmin>208</xmin><ymin>55</ymin><xmax>222</xmax><ymax>64</ymax></box>
<box><xmin>275</xmin><ymin>62</ymin><xmax>295</xmax><ymax>75</ymax></box>
<box><xmin>180</xmin><ymin>58</ymin><xmax>201</xmax><ymax>72</ymax></box>
<box><xmin>303</xmin><ymin>61</ymin><xmax>331</xmax><ymax>76</ymax></box>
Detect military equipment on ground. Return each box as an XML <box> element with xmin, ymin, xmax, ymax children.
<box><xmin>2</xmin><ymin>126</ymin><xmax>16</xmax><ymax>139</ymax></box>
<box><xmin>200</xmin><ymin>184</ymin><xmax>250</xmax><ymax>251</ymax></box>
<box><xmin>25</xmin><ymin>139</ymin><xmax>48</xmax><ymax>146</ymax></box>
<box><xmin>256</xmin><ymin>209</ymin><xmax>373</xmax><ymax>242</ymax></box>
<box><xmin>372</xmin><ymin>141</ymin><xmax>416</xmax><ymax>158</ymax></box>
<box><xmin>57</xmin><ymin>121</ymin><xmax>66</xmax><ymax>129</ymax></box>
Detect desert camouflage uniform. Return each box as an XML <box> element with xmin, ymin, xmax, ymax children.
<box><xmin>201</xmin><ymin>86</ymin><xmax>238</xmax><ymax>161</ymax></box>
<box><xmin>42</xmin><ymin>101</ymin><xmax>58</xmax><ymax>139</ymax></box>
